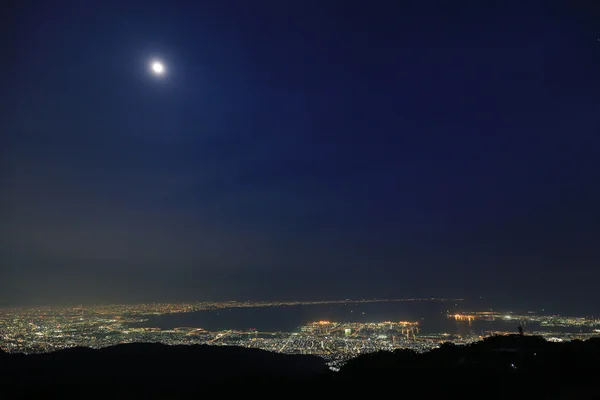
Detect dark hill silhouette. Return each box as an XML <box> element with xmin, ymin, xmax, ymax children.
<box><xmin>2</xmin><ymin>335</ymin><xmax>600</xmax><ymax>399</ymax></box>
<box><xmin>0</xmin><ymin>343</ymin><xmax>329</xmax><ymax>398</ymax></box>
<box><xmin>337</xmin><ymin>335</ymin><xmax>600</xmax><ymax>398</ymax></box>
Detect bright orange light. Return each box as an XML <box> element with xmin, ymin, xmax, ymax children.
<box><xmin>451</xmin><ymin>314</ymin><xmax>475</xmax><ymax>321</ymax></box>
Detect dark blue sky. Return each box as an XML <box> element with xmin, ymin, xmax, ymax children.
<box><xmin>2</xmin><ymin>0</ymin><xmax>599</xmax><ymax>309</ymax></box>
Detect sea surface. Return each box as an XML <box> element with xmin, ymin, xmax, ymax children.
<box><xmin>140</xmin><ymin>300</ymin><xmax>559</xmax><ymax>334</ymax></box>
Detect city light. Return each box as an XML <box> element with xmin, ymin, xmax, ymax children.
<box><xmin>1</xmin><ymin>299</ymin><xmax>598</xmax><ymax>366</ymax></box>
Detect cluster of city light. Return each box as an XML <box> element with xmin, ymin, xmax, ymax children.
<box><xmin>447</xmin><ymin>312</ymin><xmax>600</xmax><ymax>328</ymax></box>
<box><xmin>450</xmin><ymin>314</ymin><xmax>475</xmax><ymax>322</ymax></box>
<box><xmin>1</xmin><ymin>301</ymin><xmax>598</xmax><ymax>364</ymax></box>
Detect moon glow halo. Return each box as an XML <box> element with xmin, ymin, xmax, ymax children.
<box><xmin>151</xmin><ymin>61</ymin><xmax>165</xmax><ymax>76</ymax></box>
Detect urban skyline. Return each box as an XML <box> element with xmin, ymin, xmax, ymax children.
<box><xmin>2</xmin><ymin>298</ymin><xmax>599</xmax><ymax>370</ymax></box>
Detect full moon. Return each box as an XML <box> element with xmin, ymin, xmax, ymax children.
<box><xmin>151</xmin><ymin>61</ymin><xmax>165</xmax><ymax>75</ymax></box>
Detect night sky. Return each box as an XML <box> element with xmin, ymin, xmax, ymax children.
<box><xmin>2</xmin><ymin>1</ymin><xmax>599</xmax><ymax>309</ymax></box>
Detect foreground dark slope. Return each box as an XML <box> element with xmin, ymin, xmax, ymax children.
<box><xmin>2</xmin><ymin>335</ymin><xmax>600</xmax><ymax>399</ymax></box>
<box><xmin>0</xmin><ymin>343</ymin><xmax>328</xmax><ymax>389</ymax></box>
<box><xmin>1</xmin><ymin>343</ymin><xmax>330</xmax><ymax>398</ymax></box>
<box><xmin>337</xmin><ymin>335</ymin><xmax>600</xmax><ymax>398</ymax></box>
